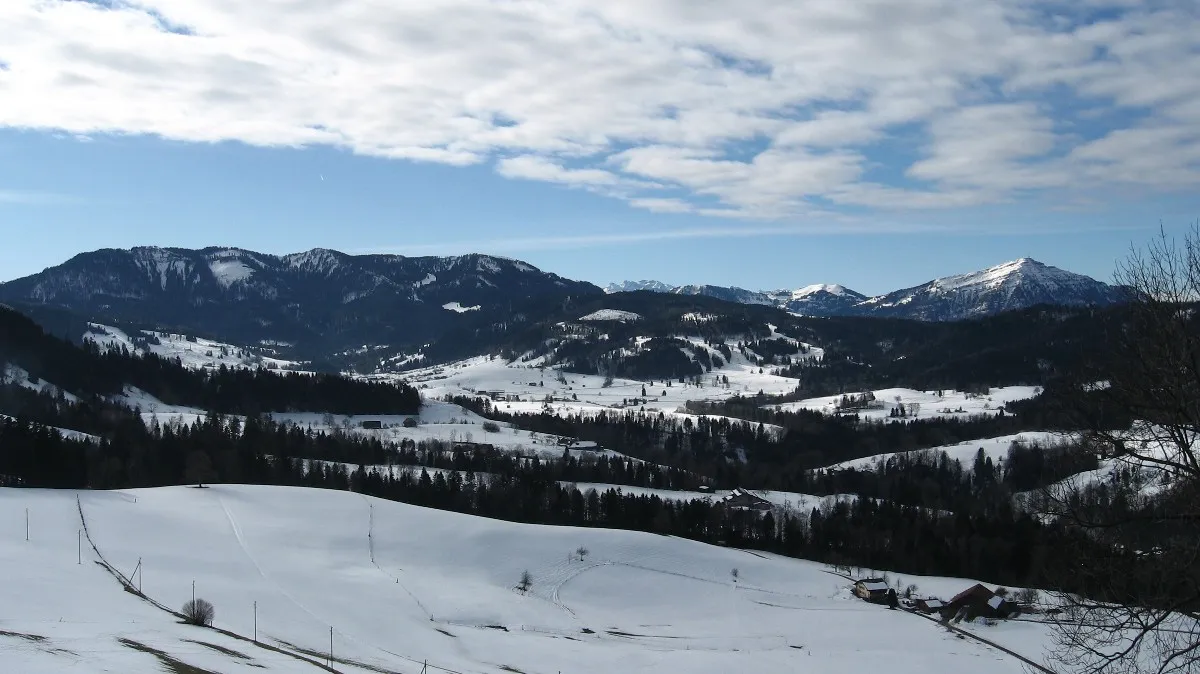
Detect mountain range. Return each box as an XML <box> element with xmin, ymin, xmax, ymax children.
<box><xmin>0</xmin><ymin>248</ymin><xmax>1125</xmax><ymax>371</ymax></box>
<box><xmin>0</xmin><ymin>247</ymin><xmax>596</xmax><ymax>364</ymax></box>
<box><xmin>605</xmin><ymin>258</ymin><xmax>1124</xmax><ymax>321</ymax></box>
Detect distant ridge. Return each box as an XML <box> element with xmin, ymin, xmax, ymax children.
<box><xmin>605</xmin><ymin>258</ymin><xmax>1123</xmax><ymax>321</ymax></box>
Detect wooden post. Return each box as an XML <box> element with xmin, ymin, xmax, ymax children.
<box><xmin>253</xmin><ymin>601</ymin><xmax>257</xmax><ymax>642</ymax></box>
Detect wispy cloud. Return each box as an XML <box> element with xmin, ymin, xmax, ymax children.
<box><xmin>1</xmin><ymin>0</ymin><xmax>1197</xmax><ymax>222</ymax></box>
<box><xmin>0</xmin><ymin>189</ymin><xmax>72</xmax><ymax>205</ymax></box>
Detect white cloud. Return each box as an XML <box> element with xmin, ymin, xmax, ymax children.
<box><xmin>0</xmin><ymin>0</ymin><xmax>1197</xmax><ymax>221</ymax></box>
<box><xmin>497</xmin><ymin>156</ymin><xmax>621</xmax><ymax>187</ymax></box>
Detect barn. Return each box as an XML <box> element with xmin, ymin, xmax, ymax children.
<box><xmin>719</xmin><ymin>488</ymin><xmax>773</xmax><ymax>512</ymax></box>
<box><xmin>940</xmin><ymin>584</ymin><xmax>1016</xmax><ymax>622</ymax></box>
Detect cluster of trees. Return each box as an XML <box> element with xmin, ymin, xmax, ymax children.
<box><xmin>808</xmin><ymin>440</ymin><xmax>1101</xmax><ymax>515</ymax></box>
<box><xmin>457</xmin><ymin>392</ymin><xmax>1101</xmax><ymax>495</ymax></box>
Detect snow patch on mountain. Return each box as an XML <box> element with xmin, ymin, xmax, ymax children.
<box><xmin>207</xmin><ymin>259</ymin><xmax>255</xmax><ymax>288</ymax></box>
<box><xmin>442</xmin><ymin>302</ymin><xmax>480</xmax><ymax>313</ymax></box>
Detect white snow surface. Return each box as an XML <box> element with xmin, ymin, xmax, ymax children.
<box><xmin>578</xmin><ymin>309</ymin><xmax>642</xmax><ymax>322</ymax></box>
<box><xmin>772</xmin><ymin>386</ymin><xmax>1041</xmax><ymax>421</ymax></box>
<box><xmin>442</xmin><ymin>302</ymin><xmax>481</xmax><ymax>313</ymax></box>
<box><xmin>208</xmin><ymin>259</ymin><xmax>255</xmax><ymax>288</ymax></box>
<box><xmin>0</xmin><ymin>485</ymin><xmax>1052</xmax><ymax>673</ymax></box>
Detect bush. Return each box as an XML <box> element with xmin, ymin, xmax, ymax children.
<box><xmin>402</xmin><ymin>417</ymin><xmax>418</xmax><ymax>428</ymax></box>
<box><xmin>182</xmin><ymin>598</ymin><xmax>215</xmax><ymax>626</ymax></box>
<box><xmin>1014</xmin><ymin>587</ymin><xmax>1041</xmax><ymax>605</ymax></box>
<box><xmin>482</xmin><ymin>421</ymin><xmax>501</xmax><ymax>433</ymax></box>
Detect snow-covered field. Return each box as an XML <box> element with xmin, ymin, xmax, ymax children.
<box><xmin>387</xmin><ymin>353</ymin><xmax>799</xmax><ymax>433</ymax></box>
<box><xmin>274</xmin><ymin>401</ymin><xmax>617</xmax><ymax>459</ymax></box>
<box><xmin>85</xmin><ymin>324</ymin><xmax>305</xmax><ymax>372</ymax></box>
<box><xmin>822</xmin><ymin>432</ymin><xmax>1066</xmax><ymax>473</ymax></box>
<box><xmin>118</xmin><ymin>386</ymin><xmax>618</xmax><ymax>459</ymax></box>
<box><xmin>773</xmin><ymin>386</ymin><xmax>1042</xmax><ymax>421</ymax></box>
<box><xmin>1</xmin><ymin>485</ymin><xmax>1052</xmax><ymax>674</ymax></box>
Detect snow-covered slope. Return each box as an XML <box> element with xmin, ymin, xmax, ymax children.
<box><xmin>578</xmin><ymin>309</ymin><xmax>642</xmax><ymax>322</ymax></box>
<box><xmin>1</xmin><ymin>485</ymin><xmax>1050</xmax><ymax>673</ymax></box>
<box><xmin>822</xmin><ymin>432</ymin><xmax>1065</xmax><ymax>473</ymax></box>
<box><xmin>770</xmin><ymin>386</ymin><xmax>1042</xmax><ymax>421</ymax></box>
<box><xmin>85</xmin><ymin>323</ymin><xmax>305</xmax><ymax>371</ymax></box>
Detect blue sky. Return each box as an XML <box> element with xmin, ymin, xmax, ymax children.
<box><xmin>1</xmin><ymin>1</ymin><xmax>1198</xmax><ymax>295</ymax></box>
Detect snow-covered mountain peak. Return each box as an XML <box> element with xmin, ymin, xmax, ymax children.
<box><xmin>605</xmin><ymin>280</ymin><xmax>675</xmax><ymax>294</ymax></box>
<box><xmin>861</xmin><ymin>257</ymin><xmax>1121</xmax><ymax>320</ymax></box>
<box><xmin>929</xmin><ymin>258</ymin><xmax>1071</xmax><ymax>294</ymax></box>
<box><xmin>282</xmin><ymin>248</ymin><xmax>345</xmax><ymax>275</ymax></box>
<box><xmin>791</xmin><ymin>283</ymin><xmax>851</xmax><ymax>298</ymax></box>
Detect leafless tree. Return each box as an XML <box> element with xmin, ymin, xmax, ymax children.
<box><xmin>182</xmin><ymin>598</ymin><xmax>215</xmax><ymax>626</ymax></box>
<box><xmin>1036</xmin><ymin>227</ymin><xmax>1200</xmax><ymax>674</ymax></box>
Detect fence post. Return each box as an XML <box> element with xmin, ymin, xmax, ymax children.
<box><xmin>329</xmin><ymin>626</ymin><xmax>333</xmax><ymax>666</ymax></box>
<box><xmin>253</xmin><ymin>601</ymin><xmax>257</xmax><ymax>642</ymax></box>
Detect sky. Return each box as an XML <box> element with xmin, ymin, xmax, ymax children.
<box><xmin>0</xmin><ymin>0</ymin><xmax>1198</xmax><ymax>295</ymax></box>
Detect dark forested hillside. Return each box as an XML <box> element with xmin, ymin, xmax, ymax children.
<box><xmin>0</xmin><ymin>305</ymin><xmax>420</xmax><ymax>416</ymax></box>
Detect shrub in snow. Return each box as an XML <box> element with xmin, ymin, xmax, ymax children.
<box><xmin>518</xmin><ymin>570</ymin><xmax>532</xmax><ymax>593</ymax></box>
<box><xmin>482</xmin><ymin>421</ymin><xmax>501</xmax><ymax>433</ymax></box>
<box><xmin>183</xmin><ymin>598</ymin><xmax>215</xmax><ymax>626</ymax></box>
<box><xmin>403</xmin><ymin>417</ymin><xmax>418</xmax><ymax>428</ymax></box>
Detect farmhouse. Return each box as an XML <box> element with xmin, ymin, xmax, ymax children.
<box><xmin>719</xmin><ymin>488</ymin><xmax>773</xmax><ymax>512</ymax></box>
<box><xmin>359</xmin><ymin>420</ymin><xmax>383</xmax><ymax>430</ymax></box>
<box><xmin>940</xmin><ymin>584</ymin><xmax>1016</xmax><ymax>622</ymax></box>
<box><xmin>854</xmin><ymin>578</ymin><xmax>890</xmax><ymax>602</ymax></box>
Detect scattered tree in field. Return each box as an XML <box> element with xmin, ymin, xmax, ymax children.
<box><xmin>482</xmin><ymin>421</ymin><xmax>501</xmax><ymax>433</ymax></box>
<box><xmin>182</xmin><ymin>598</ymin><xmax>215</xmax><ymax>626</ymax></box>
<box><xmin>575</xmin><ymin>546</ymin><xmax>589</xmax><ymax>562</ymax></box>
<box><xmin>184</xmin><ymin>450</ymin><xmax>216</xmax><ymax>488</ymax></box>
<box><xmin>518</xmin><ymin>570</ymin><xmax>532</xmax><ymax>593</ymax></box>
<box><xmin>403</xmin><ymin>417</ymin><xmax>418</xmax><ymax>428</ymax></box>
